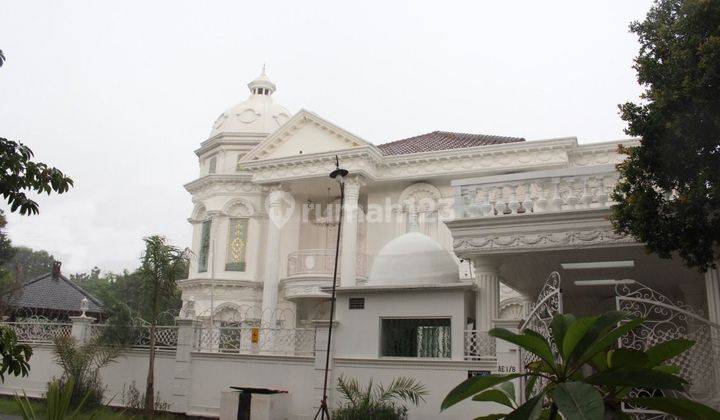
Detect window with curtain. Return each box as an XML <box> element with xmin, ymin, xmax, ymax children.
<box><xmin>198</xmin><ymin>220</ymin><xmax>212</xmax><ymax>273</ymax></box>
<box><xmin>225</xmin><ymin>218</ymin><xmax>248</xmax><ymax>271</ymax></box>
<box><xmin>380</xmin><ymin>318</ymin><xmax>451</xmax><ymax>358</ymax></box>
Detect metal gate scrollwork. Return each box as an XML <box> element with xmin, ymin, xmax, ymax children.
<box><xmin>616</xmin><ymin>281</ymin><xmax>720</xmax><ymax>418</ymax></box>
<box><xmin>519</xmin><ymin>271</ymin><xmax>563</xmax><ymax>400</ymax></box>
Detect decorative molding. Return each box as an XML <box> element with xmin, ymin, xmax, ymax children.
<box><xmin>242</xmin><ymin>109</ymin><xmax>375</xmax><ymax>162</ymax></box>
<box><xmin>454</xmin><ymin>227</ymin><xmax>636</xmax><ymax>256</ymax></box>
<box><xmin>569</xmin><ymin>139</ymin><xmax>639</xmax><ymax>167</ymax></box>
<box><xmin>184</xmin><ymin>174</ymin><xmax>260</xmax><ymax>198</ymax></box>
<box><xmin>222</xmin><ymin>198</ymin><xmax>255</xmax><ymax>217</ymax></box>
<box><xmin>242</xmin><ymin>137</ymin><xmax>587</xmax><ymax>184</ymax></box>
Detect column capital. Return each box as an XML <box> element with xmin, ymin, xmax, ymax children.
<box><xmin>472</xmin><ymin>256</ymin><xmax>503</xmax><ymax>274</ymax></box>
<box><xmin>343</xmin><ymin>176</ymin><xmax>363</xmax><ymax>199</ymax></box>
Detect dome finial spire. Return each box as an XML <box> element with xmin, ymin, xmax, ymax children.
<box><xmin>247</xmin><ymin>65</ymin><xmax>276</xmax><ymax>96</ymax></box>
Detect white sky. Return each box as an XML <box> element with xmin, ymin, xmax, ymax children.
<box><xmin>0</xmin><ymin>0</ymin><xmax>653</xmax><ymax>274</ymax></box>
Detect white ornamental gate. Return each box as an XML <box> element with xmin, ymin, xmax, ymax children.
<box><xmin>518</xmin><ymin>271</ymin><xmax>563</xmax><ymax>400</ymax></box>
<box><xmin>615</xmin><ymin>281</ymin><xmax>720</xmax><ymax>417</ymax></box>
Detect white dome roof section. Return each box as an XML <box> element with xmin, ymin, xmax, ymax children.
<box><xmin>209</xmin><ymin>68</ymin><xmax>292</xmax><ymax>138</ymax></box>
<box><xmin>367</xmin><ymin>232</ymin><xmax>460</xmax><ymax>286</ymax></box>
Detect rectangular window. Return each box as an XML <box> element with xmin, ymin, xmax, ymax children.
<box><xmin>349</xmin><ymin>297</ymin><xmax>365</xmax><ymax>310</ymax></box>
<box><xmin>225</xmin><ymin>218</ymin><xmax>248</xmax><ymax>271</ymax></box>
<box><xmin>381</xmin><ymin>318</ymin><xmax>451</xmax><ymax>358</ymax></box>
<box><xmin>208</xmin><ymin>156</ymin><xmax>217</xmax><ymax>174</ymax></box>
<box><xmin>198</xmin><ymin>220</ymin><xmax>212</xmax><ymax>273</ymax></box>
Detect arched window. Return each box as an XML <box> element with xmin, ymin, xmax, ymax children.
<box><xmin>223</xmin><ymin>201</ymin><xmax>254</xmax><ymax>272</ymax></box>
<box><xmin>225</xmin><ymin>218</ymin><xmax>248</xmax><ymax>271</ymax></box>
<box><xmin>198</xmin><ymin>219</ymin><xmax>211</xmax><ymax>273</ymax></box>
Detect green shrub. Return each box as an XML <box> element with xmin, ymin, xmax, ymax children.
<box><xmin>442</xmin><ymin>311</ymin><xmax>720</xmax><ymax>419</ymax></box>
<box><xmin>52</xmin><ymin>335</ymin><xmax>119</xmax><ymax>408</ymax></box>
<box><xmin>331</xmin><ymin>376</ymin><xmax>426</xmax><ymax>420</ymax></box>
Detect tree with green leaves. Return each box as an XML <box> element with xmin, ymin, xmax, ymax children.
<box><xmin>0</xmin><ymin>138</ymin><xmax>73</xmax><ymax>216</ymax></box>
<box><xmin>611</xmin><ymin>0</ymin><xmax>720</xmax><ymax>271</ymax></box>
<box><xmin>137</xmin><ymin>235</ymin><xmax>188</xmax><ymax>417</ymax></box>
<box><xmin>4</xmin><ymin>246</ymin><xmax>56</xmax><ymax>283</ymax></box>
<box><xmin>442</xmin><ymin>311</ymin><xmax>720</xmax><ymax>419</ymax></box>
<box><xmin>0</xmin><ymin>211</ymin><xmax>31</xmax><ymax>381</ymax></box>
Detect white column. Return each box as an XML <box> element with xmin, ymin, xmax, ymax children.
<box><xmin>261</xmin><ymin>186</ymin><xmax>283</xmax><ymax>327</ymax></box>
<box><xmin>473</xmin><ymin>257</ymin><xmax>501</xmax><ymax>332</ymax></box>
<box><xmin>340</xmin><ymin>178</ymin><xmax>361</xmax><ymax>287</ymax></box>
<box><xmin>706</xmin><ymin>268</ymin><xmax>720</xmax><ymax>324</ymax></box>
<box><xmin>69</xmin><ymin>315</ymin><xmax>95</xmax><ymax>344</ymax></box>
<box><xmin>170</xmin><ymin>318</ymin><xmax>198</xmax><ymax>413</ymax></box>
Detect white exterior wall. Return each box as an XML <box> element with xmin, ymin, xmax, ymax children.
<box><xmin>333</xmin><ymin>289</ymin><xmax>470</xmax><ymax>360</ymax></box>
<box><xmin>334</xmin><ymin>358</ymin><xmax>500</xmax><ymax>420</ymax></box>
<box><xmin>1</xmin><ymin>345</ymin><xmax>502</xmax><ymax>420</ymax></box>
<box><xmin>0</xmin><ymin>345</ymin><xmax>176</xmax><ymax>406</ymax></box>
<box><xmin>186</xmin><ymin>353</ymin><xmax>316</xmax><ymax>418</ymax></box>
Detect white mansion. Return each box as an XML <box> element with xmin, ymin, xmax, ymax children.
<box><xmin>172</xmin><ymin>69</ymin><xmax>720</xmax><ymax>418</ymax></box>
<box><xmin>4</xmin><ymin>69</ymin><xmax>719</xmax><ymax>419</ymax></box>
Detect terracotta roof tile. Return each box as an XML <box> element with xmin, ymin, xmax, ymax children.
<box><xmin>377</xmin><ymin>131</ymin><xmax>524</xmax><ymax>156</ymax></box>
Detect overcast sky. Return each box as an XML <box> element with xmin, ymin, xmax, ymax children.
<box><xmin>0</xmin><ymin>1</ymin><xmax>654</xmax><ymax>274</ymax></box>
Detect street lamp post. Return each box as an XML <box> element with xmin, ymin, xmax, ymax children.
<box><xmin>314</xmin><ymin>156</ymin><xmax>348</xmax><ymax>420</ymax></box>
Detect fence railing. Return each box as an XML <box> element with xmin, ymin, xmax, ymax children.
<box><xmin>455</xmin><ymin>165</ymin><xmax>619</xmax><ymax>218</ymax></box>
<box><xmin>194</xmin><ymin>326</ymin><xmax>315</xmax><ymax>356</ymax></box>
<box><xmin>2</xmin><ymin>321</ymin><xmax>72</xmax><ymax>344</ymax></box>
<box><xmin>88</xmin><ymin>324</ymin><xmax>179</xmax><ymax>349</ymax></box>
<box><xmin>464</xmin><ymin>330</ymin><xmax>496</xmax><ymax>359</ymax></box>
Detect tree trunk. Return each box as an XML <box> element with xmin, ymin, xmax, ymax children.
<box><xmin>144</xmin><ymin>322</ymin><xmax>157</xmax><ymax>418</ymax></box>
<box><xmin>145</xmin><ymin>281</ymin><xmax>159</xmax><ymax>419</ymax></box>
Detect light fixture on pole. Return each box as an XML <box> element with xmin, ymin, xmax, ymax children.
<box><xmin>314</xmin><ymin>155</ymin><xmax>348</xmax><ymax>420</ymax></box>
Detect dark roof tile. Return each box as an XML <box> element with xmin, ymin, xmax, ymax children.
<box><xmin>377</xmin><ymin>131</ymin><xmax>524</xmax><ymax>156</ymax></box>
<box><xmin>8</xmin><ymin>272</ymin><xmax>104</xmax><ymax>314</ymax></box>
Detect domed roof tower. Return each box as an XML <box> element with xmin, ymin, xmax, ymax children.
<box><xmin>209</xmin><ymin>67</ymin><xmax>291</xmax><ymax>139</ymax></box>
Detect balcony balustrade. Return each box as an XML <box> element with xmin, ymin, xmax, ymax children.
<box><xmin>455</xmin><ymin>165</ymin><xmax>619</xmax><ymax>219</ymax></box>
<box><xmin>286</xmin><ymin>249</ymin><xmax>368</xmax><ymax>279</ymax></box>
<box><xmin>283</xmin><ymin>249</ymin><xmax>368</xmax><ymax>299</ymax></box>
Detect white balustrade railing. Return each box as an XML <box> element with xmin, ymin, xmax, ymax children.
<box><xmin>287</xmin><ymin>249</ymin><xmax>368</xmax><ymax>279</ymax></box>
<box><xmin>194</xmin><ymin>326</ymin><xmax>315</xmax><ymax>356</ymax></box>
<box><xmin>455</xmin><ymin>165</ymin><xmax>619</xmax><ymax>218</ymax></box>
<box><xmin>464</xmin><ymin>330</ymin><xmax>496</xmax><ymax>359</ymax></box>
<box><xmin>2</xmin><ymin>321</ymin><xmax>72</xmax><ymax>344</ymax></box>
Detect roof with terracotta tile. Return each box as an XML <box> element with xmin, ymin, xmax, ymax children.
<box><xmin>377</xmin><ymin>131</ymin><xmax>525</xmax><ymax>156</ymax></box>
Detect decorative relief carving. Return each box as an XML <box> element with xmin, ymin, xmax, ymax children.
<box><xmin>186</xmin><ymin>180</ymin><xmax>261</xmax><ymax>203</ymax></box>
<box><xmin>223</xmin><ymin>199</ymin><xmax>255</xmax><ymax>217</ymax></box>
<box><xmin>454</xmin><ymin>228</ymin><xmax>635</xmax><ymax>254</ymax></box>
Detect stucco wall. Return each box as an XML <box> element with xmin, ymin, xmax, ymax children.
<box><xmin>0</xmin><ymin>345</ymin><xmax>176</xmax><ymax>406</ymax></box>
<box><xmin>333</xmin><ymin>289</ymin><xmax>469</xmax><ymax>360</ymax></box>
<box><xmin>186</xmin><ymin>353</ymin><xmax>316</xmax><ymax>418</ymax></box>
<box><xmin>0</xmin><ymin>345</ymin><xmax>500</xmax><ymax>420</ymax></box>
<box><xmin>334</xmin><ymin>358</ymin><xmax>501</xmax><ymax>420</ymax></box>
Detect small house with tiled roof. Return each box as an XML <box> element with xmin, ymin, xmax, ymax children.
<box><xmin>6</xmin><ymin>261</ymin><xmax>103</xmax><ymax>321</ymax></box>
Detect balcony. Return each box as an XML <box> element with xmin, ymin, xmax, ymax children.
<box><xmin>448</xmin><ymin>165</ymin><xmax>632</xmax><ymax>257</ymax></box>
<box><xmin>453</xmin><ymin>164</ymin><xmax>619</xmax><ymax>219</ymax></box>
<box><xmin>282</xmin><ymin>249</ymin><xmax>368</xmax><ymax>299</ymax></box>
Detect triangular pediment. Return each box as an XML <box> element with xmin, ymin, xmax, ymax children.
<box><xmin>242</xmin><ymin>109</ymin><xmax>375</xmax><ymax>162</ymax></box>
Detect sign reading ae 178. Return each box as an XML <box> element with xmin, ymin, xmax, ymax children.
<box><xmin>495</xmin><ymin>332</ymin><xmax>521</xmax><ymax>374</ymax></box>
